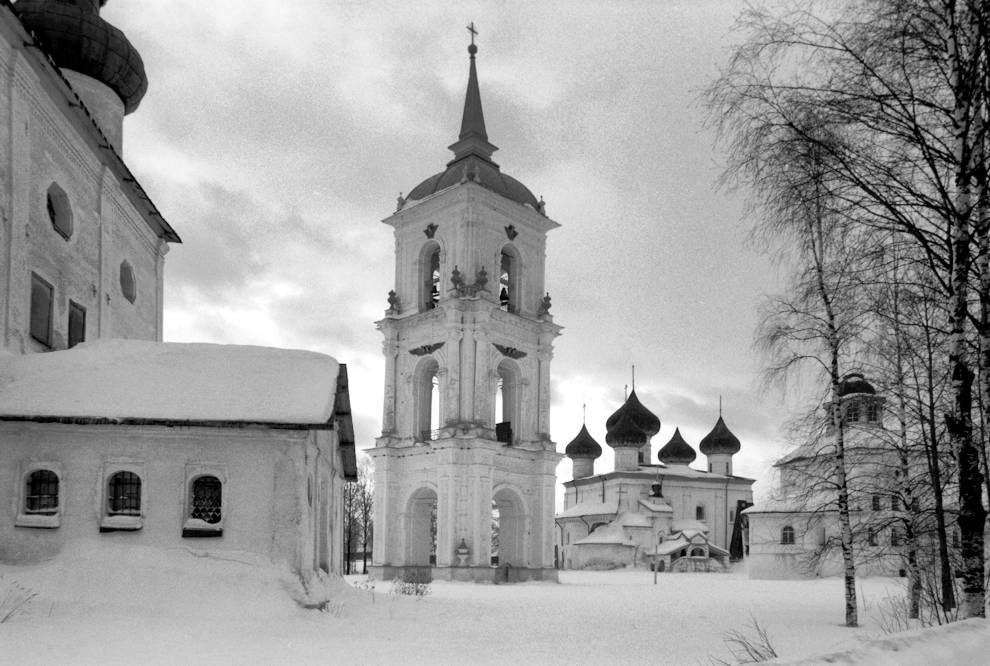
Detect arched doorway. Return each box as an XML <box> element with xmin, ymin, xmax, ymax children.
<box><xmin>492</xmin><ymin>486</ymin><xmax>526</xmax><ymax>567</ymax></box>
<box><xmin>407</xmin><ymin>487</ymin><xmax>438</xmax><ymax>566</ymax></box>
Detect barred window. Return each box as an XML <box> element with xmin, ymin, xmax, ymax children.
<box><xmin>190</xmin><ymin>476</ymin><xmax>222</xmax><ymax>524</ymax></box>
<box><xmin>25</xmin><ymin>469</ymin><xmax>59</xmax><ymax>515</ymax></box>
<box><xmin>781</xmin><ymin>525</ymin><xmax>795</xmax><ymax>545</ymax></box>
<box><xmin>107</xmin><ymin>471</ymin><xmax>141</xmax><ymax>515</ymax></box>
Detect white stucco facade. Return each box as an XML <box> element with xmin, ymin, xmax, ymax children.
<box><xmin>0</xmin><ymin>4</ymin><xmax>177</xmax><ymax>355</ymax></box>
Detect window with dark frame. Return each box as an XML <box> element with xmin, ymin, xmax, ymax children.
<box><xmin>119</xmin><ymin>261</ymin><xmax>136</xmax><ymax>303</ymax></box>
<box><xmin>781</xmin><ymin>525</ymin><xmax>795</xmax><ymax>545</ymax></box>
<box><xmin>46</xmin><ymin>183</ymin><xmax>73</xmax><ymax>240</ymax></box>
<box><xmin>68</xmin><ymin>300</ymin><xmax>85</xmax><ymax>348</ymax></box>
<box><xmin>695</xmin><ymin>505</ymin><xmax>706</xmax><ymax>521</ymax></box>
<box><xmin>107</xmin><ymin>471</ymin><xmax>141</xmax><ymax>515</ymax></box>
<box><xmin>25</xmin><ymin>470</ymin><xmax>59</xmax><ymax>515</ymax></box>
<box><xmin>30</xmin><ymin>273</ymin><xmax>53</xmax><ymax>346</ymax></box>
<box><xmin>872</xmin><ymin>494</ymin><xmax>882</xmax><ymax>511</ymax></box>
<box><xmin>868</xmin><ymin>528</ymin><xmax>878</xmax><ymax>546</ymax></box>
<box><xmin>190</xmin><ymin>476</ymin><xmax>222</xmax><ymax>524</ymax></box>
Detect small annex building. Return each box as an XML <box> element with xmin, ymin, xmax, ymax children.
<box><xmin>745</xmin><ymin>373</ymin><xmax>906</xmax><ymax>579</ymax></box>
<box><xmin>557</xmin><ymin>390</ymin><xmax>754</xmax><ymax>571</ymax></box>
<box><xmin>0</xmin><ymin>339</ymin><xmax>357</xmax><ymax>579</ymax></box>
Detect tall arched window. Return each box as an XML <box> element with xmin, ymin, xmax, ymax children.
<box><xmin>781</xmin><ymin>525</ymin><xmax>795</xmax><ymax>545</ymax></box>
<box><xmin>495</xmin><ymin>360</ymin><xmax>519</xmax><ymax>443</ymax></box>
<box><xmin>414</xmin><ymin>357</ymin><xmax>440</xmax><ymax>442</ymax></box>
<box><xmin>421</xmin><ymin>243</ymin><xmax>441</xmax><ymax>311</ymax></box>
<box><xmin>499</xmin><ymin>246</ymin><xmax>519</xmax><ymax>313</ymax></box>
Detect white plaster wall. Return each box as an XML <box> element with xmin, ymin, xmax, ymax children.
<box><xmin>0</xmin><ymin>422</ymin><xmax>346</xmax><ymax>578</ymax></box>
<box><xmin>0</xmin><ymin>18</ymin><xmax>164</xmax><ymax>353</ymax></box>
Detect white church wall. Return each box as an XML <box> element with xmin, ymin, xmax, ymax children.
<box><xmin>0</xmin><ymin>15</ymin><xmax>164</xmax><ymax>353</ymax></box>
<box><xmin>0</xmin><ymin>422</ymin><xmax>344</xmax><ymax>579</ymax></box>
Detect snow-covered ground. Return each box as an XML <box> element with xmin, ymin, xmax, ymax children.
<box><xmin>1</xmin><ymin>546</ymin><xmax>987</xmax><ymax>664</ymax></box>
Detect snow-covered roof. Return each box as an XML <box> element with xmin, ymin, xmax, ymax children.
<box><xmin>638</xmin><ymin>498</ymin><xmax>673</xmax><ymax>513</ymax></box>
<box><xmin>0</xmin><ymin>339</ymin><xmax>340</xmax><ymax>425</ymax></box>
<box><xmin>557</xmin><ymin>499</ymin><xmax>618</xmax><ymax>519</ymax></box>
<box><xmin>671</xmin><ymin>519</ymin><xmax>708</xmax><ymax>534</ymax></box>
<box><xmin>613</xmin><ymin>511</ymin><xmax>653</xmax><ymax>529</ymax></box>
<box><xmin>574</xmin><ymin>522</ymin><xmax>634</xmax><ymax>546</ymax></box>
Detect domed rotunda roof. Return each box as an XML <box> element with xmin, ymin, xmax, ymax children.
<box><xmin>837</xmin><ymin>372</ymin><xmax>877</xmax><ymax>397</ymax></box>
<box><xmin>403</xmin><ymin>42</ymin><xmax>540</xmax><ymax>211</ymax></box>
<box><xmin>16</xmin><ymin>0</ymin><xmax>148</xmax><ymax>113</ymax></box>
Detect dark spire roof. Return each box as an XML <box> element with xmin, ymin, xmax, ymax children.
<box><xmin>565</xmin><ymin>424</ymin><xmax>602</xmax><ymax>459</ymax></box>
<box><xmin>605</xmin><ymin>400</ymin><xmax>648</xmax><ymax>448</ymax></box>
<box><xmin>605</xmin><ymin>390</ymin><xmax>661</xmax><ymax>439</ymax></box>
<box><xmin>837</xmin><ymin>372</ymin><xmax>876</xmax><ymax>397</ymax></box>
<box><xmin>405</xmin><ymin>40</ymin><xmax>540</xmax><ymax>210</ymax></box>
<box><xmin>658</xmin><ymin>427</ymin><xmax>696</xmax><ymax>465</ymax></box>
<box><xmin>16</xmin><ymin>0</ymin><xmax>148</xmax><ymax>113</ymax></box>
<box><xmin>699</xmin><ymin>416</ymin><xmax>741</xmax><ymax>456</ymax></box>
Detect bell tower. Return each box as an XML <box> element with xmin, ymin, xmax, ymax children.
<box><xmin>368</xmin><ymin>31</ymin><xmax>561</xmax><ymax>582</ymax></box>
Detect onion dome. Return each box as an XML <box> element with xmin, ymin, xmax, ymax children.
<box><xmin>699</xmin><ymin>416</ymin><xmax>741</xmax><ymax>456</ymax></box>
<box><xmin>405</xmin><ymin>42</ymin><xmax>540</xmax><ymax>210</ymax></box>
<box><xmin>658</xmin><ymin>428</ymin><xmax>696</xmax><ymax>465</ymax></box>
<box><xmin>16</xmin><ymin>0</ymin><xmax>148</xmax><ymax>113</ymax></box>
<box><xmin>605</xmin><ymin>390</ymin><xmax>661</xmax><ymax>439</ymax></box>
<box><xmin>605</xmin><ymin>401</ymin><xmax>648</xmax><ymax>448</ymax></box>
<box><xmin>564</xmin><ymin>424</ymin><xmax>602</xmax><ymax>459</ymax></box>
<box><xmin>837</xmin><ymin>372</ymin><xmax>876</xmax><ymax>397</ymax></box>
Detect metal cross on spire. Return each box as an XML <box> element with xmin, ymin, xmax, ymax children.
<box><xmin>467</xmin><ymin>21</ymin><xmax>478</xmax><ymax>46</ymax></box>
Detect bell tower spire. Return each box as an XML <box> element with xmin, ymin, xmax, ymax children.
<box><xmin>448</xmin><ymin>23</ymin><xmax>498</xmax><ymax>165</ymax></box>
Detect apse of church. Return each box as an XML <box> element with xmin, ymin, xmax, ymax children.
<box><xmin>368</xmin><ymin>31</ymin><xmax>561</xmax><ymax>582</ymax></box>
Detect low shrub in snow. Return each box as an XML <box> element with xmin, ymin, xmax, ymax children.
<box><xmin>582</xmin><ymin>559</ymin><xmax>621</xmax><ymax>571</ymax></box>
<box><xmin>284</xmin><ymin>570</ymin><xmax>345</xmax><ymax>616</ymax></box>
<box><xmin>0</xmin><ymin>575</ymin><xmax>37</xmax><ymax>623</ymax></box>
<box><xmin>711</xmin><ymin>617</ymin><xmax>777</xmax><ymax>664</ymax></box>
<box><xmin>390</xmin><ymin>571</ymin><xmax>431</xmax><ymax>598</ymax></box>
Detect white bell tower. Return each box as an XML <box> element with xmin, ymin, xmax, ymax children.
<box><xmin>368</xmin><ymin>32</ymin><xmax>561</xmax><ymax>582</ymax></box>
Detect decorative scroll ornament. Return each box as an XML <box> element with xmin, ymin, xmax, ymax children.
<box><xmin>493</xmin><ymin>343</ymin><xmax>527</xmax><ymax>359</ymax></box>
<box><xmin>409</xmin><ymin>342</ymin><xmax>445</xmax><ymax>356</ymax></box>
<box><xmin>424</xmin><ymin>223</ymin><xmax>438</xmax><ymax>238</ymax></box>
<box><xmin>505</xmin><ymin>224</ymin><xmax>518</xmax><ymax>240</ymax></box>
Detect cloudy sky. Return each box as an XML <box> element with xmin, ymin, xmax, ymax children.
<box><xmin>102</xmin><ymin>1</ymin><xmax>792</xmax><ymax>495</ymax></box>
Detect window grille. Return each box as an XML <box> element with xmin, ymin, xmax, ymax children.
<box><xmin>107</xmin><ymin>471</ymin><xmax>141</xmax><ymax>515</ymax></box>
<box><xmin>25</xmin><ymin>470</ymin><xmax>58</xmax><ymax>515</ymax></box>
<box><xmin>781</xmin><ymin>525</ymin><xmax>795</xmax><ymax>545</ymax></box>
<box><xmin>190</xmin><ymin>476</ymin><xmax>222</xmax><ymax>524</ymax></box>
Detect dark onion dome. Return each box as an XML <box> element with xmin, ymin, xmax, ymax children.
<box><xmin>564</xmin><ymin>424</ymin><xmax>602</xmax><ymax>459</ymax></box>
<box><xmin>837</xmin><ymin>372</ymin><xmax>877</xmax><ymax>397</ymax></box>
<box><xmin>405</xmin><ymin>41</ymin><xmax>540</xmax><ymax>210</ymax></box>
<box><xmin>16</xmin><ymin>0</ymin><xmax>148</xmax><ymax>113</ymax></box>
<box><xmin>658</xmin><ymin>427</ymin><xmax>696</xmax><ymax>465</ymax></box>
<box><xmin>699</xmin><ymin>416</ymin><xmax>741</xmax><ymax>456</ymax></box>
<box><xmin>605</xmin><ymin>390</ymin><xmax>661</xmax><ymax>439</ymax></box>
<box><xmin>604</xmin><ymin>401</ymin><xmax>648</xmax><ymax>448</ymax></box>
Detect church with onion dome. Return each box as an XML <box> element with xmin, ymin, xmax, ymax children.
<box><xmin>557</xmin><ymin>389</ymin><xmax>755</xmax><ymax>572</ymax></box>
